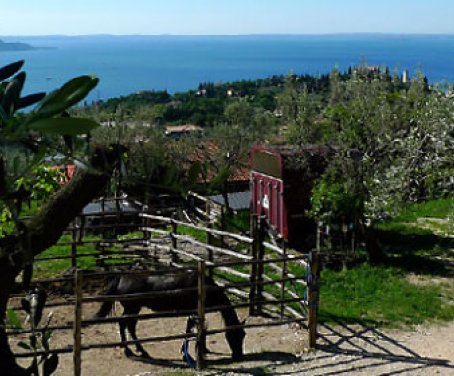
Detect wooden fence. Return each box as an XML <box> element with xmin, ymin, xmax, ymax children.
<box><xmin>7</xmin><ymin>207</ymin><xmax>320</xmax><ymax>374</ymax></box>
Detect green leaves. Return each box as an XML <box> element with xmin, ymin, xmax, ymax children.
<box><xmin>28</xmin><ymin>117</ymin><xmax>99</xmax><ymax>136</ymax></box>
<box><xmin>0</xmin><ymin>60</ymin><xmax>24</xmax><ymax>81</ymax></box>
<box><xmin>22</xmin><ymin>74</ymin><xmax>100</xmax><ymax>145</ymax></box>
<box><xmin>1</xmin><ymin>72</ymin><xmax>26</xmax><ymax>115</ymax></box>
<box><xmin>17</xmin><ymin>92</ymin><xmax>46</xmax><ymax>110</ymax></box>
<box><xmin>30</xmin><ymin>75</ymin><xmax>99</xmax><ymax>121</ymax></box>
<box><xmin>6</xmin><ymin>309</ymin><xmax>22</xmax><ymax>330</ymax></box>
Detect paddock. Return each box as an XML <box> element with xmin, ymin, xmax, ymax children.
<box><xmin>6</xmin><ymin>200</ymin><xmax>320</xmax><ymax>374</ymax></box>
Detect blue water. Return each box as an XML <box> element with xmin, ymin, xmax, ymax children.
<box><xmin>1</xmin><ymin>34</ymin><xmax>453</xmax><ymax>102</ymax></box>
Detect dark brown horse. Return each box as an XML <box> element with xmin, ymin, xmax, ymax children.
<box><xmin>93</xmin><ymin>271</ymin><xmax>245</xmax><ymax>360</ymax></box>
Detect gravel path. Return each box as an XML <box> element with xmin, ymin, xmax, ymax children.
<box><xmin>199</xmin><ymin>320</ymin><xmax>454</xmax><ymax>375</ymax></box>
<box><xmin>13</xmin><ymin>302</ymin><xmax>454</xmax><ymax>375</ymax></box>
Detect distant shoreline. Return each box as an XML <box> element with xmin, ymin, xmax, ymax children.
<box><xmin>2</xmin><ymin>34</ymin><xmax>451</xmax><ymax>101</ymax></box>
<box><xmin>0</xmin><ymin>39</ymin><xmax>56</xmax><ymax>51</ymax></box>
<box><xmin>0</xmin><ymin>39</ymin><xmax>36</xmax><ymax>51</ymax></box>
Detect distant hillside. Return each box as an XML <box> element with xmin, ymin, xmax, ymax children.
<box><xmin>0</xmin><ymin>39</ymin><xmax>35</xmax><ymax>51</ymax></box>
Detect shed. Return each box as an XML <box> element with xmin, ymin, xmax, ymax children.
<box><xmin>251</xmin><ymin>144</ymin><xmax>333</xmax><ymax>248</ymax></box>
<box><xmin>208</xmin><ymin>191</ymin><xmax>250</xmax><ymax>212</ymax></box>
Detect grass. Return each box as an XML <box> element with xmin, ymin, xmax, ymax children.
<box><xmin>223</xmin><ymin>209</ymin><xmax>250</xmax><ymax>234</ymax></box>
<box><xmin>319</xmin><ymin>264</ymin><xmax>454</xmax><ymax>327</ymax></box>
<box><xmin>33</xmin><ymin>235</ymin><xmax>97</xmax><ymax>278</ymax></box>
<box><xmin>33</xmin><ymin>233</ymin><xmax>136</xmax><ymax>278</ymax></box>
<box><xmin>391</xmin><ymin>198</ymin><xmax>453</xmax><ymax>223</ymax></box>
<box><xmin>314</xmin><ymin>197</ymin><xmax>454</xmax><ymax>327</ymax></box>
<box><xmin>213</xmin><ymin>201</ymin><xmax>454</xmax><ymax>328</ymax></box>
<box><xmin>176</xmin><ymin>225</ymin><xmax>207</xmax><ymax>243</ymax></box>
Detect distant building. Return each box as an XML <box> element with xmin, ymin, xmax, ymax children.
<box><xmin>187</xmin><ymin>140</ymin><xmax>250</xmax><ymax>190</ymax></box>
<box><xmin>164</xmin><ymin>124</ymin><xmax>203</xmax><ymax>139</ymax></box>
<box><xmin>402</xmin><ymin>69</ymin><xmax>410</xmax><ymax>83</ymax></box>
<box><xmin>100</xmin><ymin>120</ymin><xmax>152</xmax><ymax>128</ymax></box>
<box><xmin>352</xmin><ymin>65</ymin><xmax>380</xmax><ymax>76</ymax></box>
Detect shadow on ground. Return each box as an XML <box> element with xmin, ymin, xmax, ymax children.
<box><xmin>300</xmin><ymin>318</ymin><xmax>454</xmax><ymax>376</ymax></box>
<box><xmin>122</xmin><ymin>350</ymin><xmax>299</xmax><ymax>374</ymax></box>
<box><xmin>377</xmin><ymin>228</ymin><xmax>454</xmax><ymax>278</ymax></box>
<box><xmin>125</xmin><ymin>317</ymin><xmax>454</xmax><ymax>375</ymax></box>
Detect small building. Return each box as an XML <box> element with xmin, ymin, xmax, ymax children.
<box><xmin>402</xmin><ymin>69</ymin><xmax>410</xmax><ymax>83</ymax></box>
<box><xmin>250</xmin><ymin>144</ymin><xmax>333</xmax><ymax>248</ymax></box>
<box><xmin>164</xmin><ymin>124</ymin><xmax>203</xmax><ymax>139</ymax></box>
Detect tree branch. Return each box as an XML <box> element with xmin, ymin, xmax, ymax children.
<box><xmin>0</xmin><ymin>144</ymin><xmax>121</xmax><ymax>267</ymax></box>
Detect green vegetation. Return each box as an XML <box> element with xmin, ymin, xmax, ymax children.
<box><xmin>317</xmin><ymin>198</ymin><xmax>454</xmax><ymax>327</ymax></box>
<box><xmin>2</xmin><ymin>60</ymin><xmax>453</xmax><ymax>349</ymax></box>
<box><xmin>33</xmin><ymin>235</ymin><xmax>97</xmax><ymax>278</ymax></box>
<box><xmin>223</xmin><ymin>209</ymin><xmax>250</xmax><ymax>234</ymax></box>
<box><xmin>0</xmin><ymin>60</ymin><xmax>108</xmax><ymax>374</ymax></box>
<box><xmin>177</xmin><ymin>224</ymin><xmax>207</xmax><ymax>243</ymax></box>
<box><xmin>81</xmin><ymin>65</ymin><xmax>453</xmax><ymax>235</ymax></box>
<box><xmin>319</xmin><ymin>264</ymin><xmax>454</xmax><ymax>327</ymax></box>
<box><xmin>77</xmin><ymin>74</ymin><xmax>330</xmax><ymax>126</ymax></box>
<box><xmin>388</xmin><ymin>198</ymin><xmax>453</xmax><ymax>223</ymax></box>
<box><xmin>237</xmin><ymin>196</ymin><xmax>453</xmax><ymax>327</ymax></box>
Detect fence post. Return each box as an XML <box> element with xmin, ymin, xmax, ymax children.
<box><xmin>142</xmin><ymin>206</ymin><xmax>150</xmax><ymax>241</ymax></box>
<box><xmin>205</xmin><ymin>201</ymin><xmax>211</xmax><ymax>223</ymax></box>
<box><xmin>249</xmin><ymin>214</ymin><xmax>258</xmax><ymax>316</ymax></box>
<box><xmin>316</xmin><ymin>221</ymin><xmax>321</xmax><ymax>253</ymax></box>
<box><xmin>171</xmin><ymin>218</ymin><xmax>178</xmax><ymax>264</ymax></box>
<box><xmin>280</xmin><ymin>240</ymin><xmax>287</xmax><ymax>318</ymax></box>
<box><xmin>255</xmin><ymin>216</ymin><xmax>265</xmax><ymax>315</ymax></box>
<box><xmin>73</xmin><ymin>270</ymin><xmax>83</xmax><ymax>376</ymax></box>
<box><xmin>207</xmin><ymin>222</ymin><xmax>214</xmax><ymax>278</ymax></box>
<box><xmin>307</xmin><ymin>251</ymin><xmax>319</xmax><ymax>350</ymax></box>
<box><xmin>71</xmin><ymin>221</ymin><xmax>78</xmax><ymax>269</ymax></box>
<box><xmin>197</xmin><ymin>261</ymin><xmax>207</xmax><ymax>370</ymax></box>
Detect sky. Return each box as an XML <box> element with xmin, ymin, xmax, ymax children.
<box><xmin>1</xmin><ymin>0</ymin><xmax>454</xmax><ymax>36</ymax></box>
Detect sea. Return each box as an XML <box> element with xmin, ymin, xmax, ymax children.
<box><xmin>1</xmin><ymin>34</ymin><xmax>454</xmax><ymax>102</ymax></box>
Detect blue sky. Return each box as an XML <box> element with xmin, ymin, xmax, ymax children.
<box><xmin>1</xmin><ymin>0</ymin><xmax>453</xmax><ymax>35</ymax></box>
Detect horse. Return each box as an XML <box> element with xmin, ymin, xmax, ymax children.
<box><xmin>93</xmin><ymin>271</ymin><xmax>246</xmax><ymax>361</ymax></box>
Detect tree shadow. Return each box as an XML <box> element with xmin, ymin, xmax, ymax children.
<box><xmin>376</xmin><ymin>228</ymin><xmax>454</xmax><ymax>278</ymax></box>
<box><xmin>116</xmin><ymin>319</ymin><xmax>454</xmax><ymax>375</ymax></box>
<box><xmin>306</xmin><ymin>316</ymin><xmax>454</xmax><ymax>376</ymax></box>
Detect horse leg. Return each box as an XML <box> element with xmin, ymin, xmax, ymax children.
<box><xmin>122</xmin><ymin>305</ymin><xmax>150</xmax><ymax>358</ymax></box>
<box><xmin>127</xmin><ymin>317</ymin><xmax>151</xmax><ymax>358</ymax></box>
<box><xmin>184</xmin><ymin>315</ymin><xmax>212</xmax><ymax>355</ymax></box>
<box><xmin>119</xmin><ymin>304</ymin><xmax>136</xmax><ymax>358</ymax></box>
<box><xmin>119</xmin><ymin>318</ymin><xmax>135</xmax><ymax>358</ymax></box>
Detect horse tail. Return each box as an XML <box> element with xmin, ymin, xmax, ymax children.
<box><xmin>93</xmin><ymin>276</ymin><xmax>120</xmax><ymax>319</ymax></box>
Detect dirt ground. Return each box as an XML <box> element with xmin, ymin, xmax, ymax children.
<box><xmin>10</xmin><ymin>300</ymin><xmax>454</xmax><ymax>376</ymax></box>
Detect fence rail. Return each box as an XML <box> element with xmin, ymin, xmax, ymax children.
<box><xmin>8</xmin><ymin>208</ymin><xmax>320</xmax><ymax>375</ymax></box>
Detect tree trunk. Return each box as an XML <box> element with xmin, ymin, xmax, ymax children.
<box><xmin>0</xmin><ymin>145</ymin><xmax>120</xmax><ymax>375</ymax></box>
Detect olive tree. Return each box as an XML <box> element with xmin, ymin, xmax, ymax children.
<box><xmin>0</xmin><ymin>61</ymin><xmax>120</xmax><ymax>375</ymax></box>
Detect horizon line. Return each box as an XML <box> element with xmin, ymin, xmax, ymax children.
<box><xmin>2</xmin><ymin>32</ymin><xmax>454</xmax><ymax>38</ymax></box>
